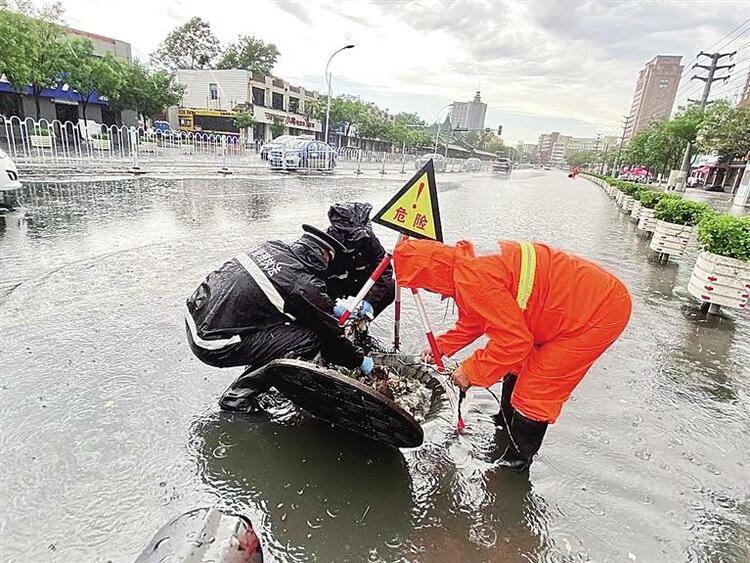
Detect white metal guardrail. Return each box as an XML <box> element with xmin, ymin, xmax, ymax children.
<box><xmin>1</xmin><ymin>115</ymin><xmax>493</xmax><ymax>175</ymax></box>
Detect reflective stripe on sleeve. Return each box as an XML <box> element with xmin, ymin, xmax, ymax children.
<box><xmin>184</xmin><ymin>305</ymin><xmax>241</xmax><ymax>350</ymax></box>
<box><xmin>516</xmin><ymin>242</ymin><xmax>537</xmax><ymax>310</ymax></box>
<box><xmin>235</xmin><ymin>253</ymin><xmax>296</xmax><ymax>321</ymax></box>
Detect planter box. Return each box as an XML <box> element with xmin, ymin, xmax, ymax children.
<box><xmin>30</xmin><ymin>135</ymin><xmax>53</xmax><ymax>148</ymax></box>
<box><xmin>637</xmin><ymin>207</ymin><xmax>658</xmax><ymax>232</ymax></box>
<box><xmin>615</xmin><ymin>190</ymin><xmax>624</xmax><ymax>204</ymax></box>
<box><xmin>91</xmin><ymin>138</ymin><xmax>111</xmax><ymax>151</ymax></box>
<box><xmin>621</xmin><ymin>195</ymin><xmax>635</xmax><ymax>211</ymax></box>
<box><xmin>631</xmin><ymin>201</ymin><xmax>642</xmax><ymax>221</ymax></box>
<box><xmin>688</xmin><ymin>251</ymin><xmax>750</xmax><ymax>309</ymax></box>
<box><xmin>649</xmin><ymin>220</ymin><xmax>693</xmax><ymax>257</ymax></box>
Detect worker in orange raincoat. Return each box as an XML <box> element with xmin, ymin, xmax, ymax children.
<box><xmin>393</xmin><ymin>239</ymin><xmax>632</xmax><ymax>471</ymax></box>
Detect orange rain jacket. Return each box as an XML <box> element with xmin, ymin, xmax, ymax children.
<box><xmin>393</xmin><ymin>239</ymin><xmax>632</xmax><ymax>422</ymax></box>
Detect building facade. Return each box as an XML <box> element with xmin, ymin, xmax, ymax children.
<box><xmin>624</xmin><ymin>55</ymin><xmax>683</xmax><ymax>141</ymax></box>
<box><xmin>173</xmin><ymin>70</ymin><xmax>323</xmax><ymax>141</ymax></box>
<box><xmin>740</xmin><ymin>68</ymin><xmax>750</xmax><ymax>107</ymax></box>
<box><xmin>536</xmin><ymin>132</ymin><xmax>619</xmax><ymax>165</ymax></box>
<box><xmin>0</xmin><ymin>24</ymin><xmax>134</xmax><ymax>126</ymax></box>
<box><xmin>451</xmin><ymin>91</ymin><xmax>487</xmax><ymax>131</ymax></box>
<box><xmin>65</xmin><ymin>26</ymin><xmax>133</xmax><ymax>63</ymax></box>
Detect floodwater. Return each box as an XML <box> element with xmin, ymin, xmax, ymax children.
<box><xmin>1</xmin><ymin>170</ymin><xmax>748</xmax><ymax>562</ymax></box>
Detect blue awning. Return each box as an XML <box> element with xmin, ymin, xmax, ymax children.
<box><xmin>0</xmin><ymin>78</ymin><xmax>108</xmax><ymax>105</ymax></box>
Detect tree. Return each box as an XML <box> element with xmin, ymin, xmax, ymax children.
<box><xmin>270</xmin><ymin>116</ymin><xmax>284</xmax><ymax>137</ymax></box>
<box><xmin>150</xmin><ymin>17</ymin><xmax>220</xmax><ymax>70</ymax></box>
<box><xmin>217</xmin><ymin>35</ymin><xmax>279</xmax><ymax>75</ymax></box>
<box><xmin>0</xmin><ymin>5</ymin><xmax>72</xmax><ymax>119</ymax></box>
<box><xmin>463</xmin><ymin>129</ymin><xmax>505</xmax><ymax>153</ymax></box>
<box><xmin>312</xmin><ymin>95</ymin><xmax>368</xmax><ymax>142</ymax></box>
<box><xmin>109</xmin><ymin>61</ymin><xmax>185</xmax><ymax>126</ymax></box>
<box><xmin>234</xmin><ymin>110</ymin><xmax>255</xmax><ymax>145</ymax></box>
<box><xmin>354</xmin><ymin>110</ymin><xmax>389</xmax><ymax>142</ymax></box>
<box><xmin>394</xmin><ymin>112</ymin><xmax>426</xmax><ymax>127</ymax></box>
<box><xmin>698</xmin><ymin>102</ymin><xmax>750</xmax><ymax>160</ymax></box>
<box><xmin>570</xmin><ymin>150</ymin><xmax>596</xmax><ymax>168</ymax></box>
<box><xmin>65</xmin><ymin>42</ymin><xmax>124</xmax><ymax>127</ymax></box>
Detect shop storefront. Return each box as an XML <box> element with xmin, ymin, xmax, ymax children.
<box><xmin>252</xmin><ymin>107</ymin><xmax>321</xmax><ymax>142</ymax></box>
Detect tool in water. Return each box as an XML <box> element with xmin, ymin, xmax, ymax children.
<box><xmin>457</xmin><ymin>390</ymin><xmax>466</xmax><ymax>431</ymax></box>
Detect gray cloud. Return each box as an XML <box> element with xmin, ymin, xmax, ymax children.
<box><xmin>270</xmin><ymin>0</ymin><xmax>313</xmax><ymax>25</ymax></box>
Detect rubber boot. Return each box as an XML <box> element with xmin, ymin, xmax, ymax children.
<box><xmin>495</xmin><ymin>411</ymin><xmax>548</xmax><ymax>472</ymax></box>
<box><xmin>493</xmin><ymin>374</ymin><xmax>517</xmax><ymax>430</ymax></box>
<box><xmin>219</xmin><ymin>365</ymin><xmax>271</xmax><ymax>414</ymax></box>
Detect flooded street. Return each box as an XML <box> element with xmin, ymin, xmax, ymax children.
<box><xmin>1</xmin><ymin>170</ymin><xmax>749</xmax><ymax>562</ymax></box>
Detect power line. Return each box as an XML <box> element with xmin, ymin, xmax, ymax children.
<box><xmin>675</xmin><ymin>50</ymin><xmax>737</xmax><ymax>192</ymax></box>
<box><xmin>708</xmin><ymin>18</ymin><xmax>750</xmax><ymax>51</ymax></box>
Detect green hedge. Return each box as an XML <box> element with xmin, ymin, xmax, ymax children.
<box><xmin>639</xmin><ymin>190</ymin><xmax>678</xmax><ymax>209</ymax></box>
<box><xmin>696</xmin><ymin>214</ymin><xmax>750</xmax><ymax>261</ymax></box>
<box><xmin>654</xmin><ymin>198</ymin><xmax>713</xmax><ymax>226</ymax></box>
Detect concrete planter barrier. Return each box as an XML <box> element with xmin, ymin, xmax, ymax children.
<box><xmin>688</xmin><ymin>251</ymin><xmax>750</xmax><ymax>310</ymax></box>
<box><xmin>621</xmin><ymin>195</ymin><xmax>635</xmax><ymax>211</ymax></box>
<box><xmin>638</xmin><ymin>208</ymin><xmax>658</xmax><ymax>233</ymax></box>
<box><xmin>649</xmin><ymin>220</ymin><xmax>693</xmax><ymax>258</ymax></box>
<box><xmin>631</xmin><ymin>201</ymin><xmax>642</xmax><ymax>221</ymax></box>
<box><xmin>615</xmin><ymin>190</ymin><xmax>624</xmax><ymax>204</ymax></box>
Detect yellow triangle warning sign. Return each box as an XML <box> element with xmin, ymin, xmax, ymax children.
<box><xmin>373</xmin><ymin>159</ymin><xmax>443</xmax><ymax>241</ymax></box>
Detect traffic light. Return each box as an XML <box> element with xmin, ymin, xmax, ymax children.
<box><xmin>497</xmin><ymin>125</ymin><xmax>503</xmax><ymax>136</ymax></box>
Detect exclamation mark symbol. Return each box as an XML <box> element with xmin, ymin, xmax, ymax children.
<box><xmin>412</xmin><ymin>182</ymin><xmax>425</xmax><ymax>209</ymax></box>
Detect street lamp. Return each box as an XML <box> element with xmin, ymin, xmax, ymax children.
<box><xmin>433</xmin><ymin>103</ymin><xmax>453</xmax><ymax>154</ymax></box>
<box><xmin>324</xmin><ymin>44</ymin><xmax>355</xmax><ymax>146</ymax></box>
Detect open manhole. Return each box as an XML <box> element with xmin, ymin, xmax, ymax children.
<box><xmin>265</xmin><ymin>354</ymin><xmax>447</xmax><ymax>449</ymax></box>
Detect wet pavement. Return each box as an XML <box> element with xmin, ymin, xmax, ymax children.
<box><xmin>1</xmin><ymin>170</ymin><xmax>749</xmax><ymax>562</ymax></box>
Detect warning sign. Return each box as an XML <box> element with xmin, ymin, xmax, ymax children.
<box><xmin>373</xmin><ymin>159</ymin><xmax>443</xmax><ymax>241</ymax></box>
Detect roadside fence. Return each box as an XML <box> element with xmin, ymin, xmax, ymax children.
<box><xmin>1</xmin><ymin>115</ymin><xmax>492</xmax><ymax>176</ymax></box>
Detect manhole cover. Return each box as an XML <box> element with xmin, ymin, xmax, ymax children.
<box><xmin>265</xmin><ymin>359</ymin><xmax>424</xmax><ymax>449</ymax></box>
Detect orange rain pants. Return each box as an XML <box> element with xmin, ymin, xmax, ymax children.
<box><xmin>393</xmin><ymin>239</ymin><xmax>632</xmax><ymax>423</ymax></box>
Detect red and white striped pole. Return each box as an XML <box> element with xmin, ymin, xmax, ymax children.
<box><xmin>337</xmin><ymin>254</ymin><xmax>392</xmax><ymax>326</ymax></box>
<box><xmin>393</xmin><ymin>281</ymin><xmax>402</xmax><ymax>350</ymax></box>
<box><xmin>392</xmin><ymin>234</ymin><xmax>405</xmax><ymax>350</ymax></box>
<box><xmin>410</xmin><ymin>287</ymin><xmax>444</xmax><ymax>373</ymax></box>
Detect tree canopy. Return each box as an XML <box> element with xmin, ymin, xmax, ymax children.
<box><xmin>217</xmin><ymin>35</ymin><xmax>279</xmax><ymax>75</ymax></box>
<box><xmin>698</xmin><ymin>102</ymin><xmax>750</xmax><ymax>160</ymax></box>
<box><xmin>150</xmin><ymin>16</ymin><xmax>221</xmax><ymax>70</ymax></box>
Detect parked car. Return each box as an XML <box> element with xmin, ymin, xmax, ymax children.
<box><xmin>461</xmin><ymin>157</ymin><xmax>482</xmax><ymax>172</ymax></box>
<box><xmin>493</xmin><ymin>157</ymin><xmax>513</xmax><ymax>175</ymax></box>
<box><xmin>260</xmin><ymin>134</ymin><xmax>314</xmax><ymax>160</ymax></box>
<box><xmin>415</xmin><ymin>153</ymin><xmax>447</xmax><ymax>172</ymax></box>
<box><xmin>269</xmin><ymin>138</ymin><xmax>337</xmax><ymax>171</ymax></box>
<box><xmin>0</xmin><ymin>147</ymin><xmax>22</xmax><ymax>192</ymax></box>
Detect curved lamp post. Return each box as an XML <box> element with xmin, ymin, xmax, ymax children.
<box><xmin>324</xmin><ymin>44</ymin><xmax>355</xmax><ymax>145</ymax></box>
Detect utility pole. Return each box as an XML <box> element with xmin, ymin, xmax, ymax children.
<box><xmin>593</xmin><ymin>133</ymin><xmax>602</xmax><ymax>172</ymax></box>
<box><xmin>613</xmin><ymin>115</ymin><xmax>632</xmax><ymax>175</ymax></box>
<box><xmin>674</xmin><ymin>50</ymin><xmax>736</xmax><ymax>192</ymax></box>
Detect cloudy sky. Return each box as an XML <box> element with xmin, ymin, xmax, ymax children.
<box><xmin>60</xmin><ymin>0</ymin><xmax>750</xmax><ymax>143</ymax></box>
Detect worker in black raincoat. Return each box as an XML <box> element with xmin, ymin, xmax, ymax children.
<box><xmin>184</xmin><ymin>225</ymin><xmax>373</xmax><ymax>412</ymax></box>
<box><xmin>325</xmin><ymin>202</ymin><xmax>395</xmax><ymax>319</ymax></box>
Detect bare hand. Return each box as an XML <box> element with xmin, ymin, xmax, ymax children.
<box><xmin>420</xmin><ymin>348</ymin><xmax>435</xmax><ymax>364</ymax></box>
<box><xmin>451</xmin><ymin>365</ymin><xmax>471</xmax><ymax>392</ymax></box>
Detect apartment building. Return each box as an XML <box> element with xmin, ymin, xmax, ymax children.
<box><xmin>624</xmin><ymin>55</ymin><xmax>683</xmax><ymax>141</ymax></box>
<box><xmin>174</xmin><ymin>70</ymin><xmax>323</xmax><ymax>141</ymax></box>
